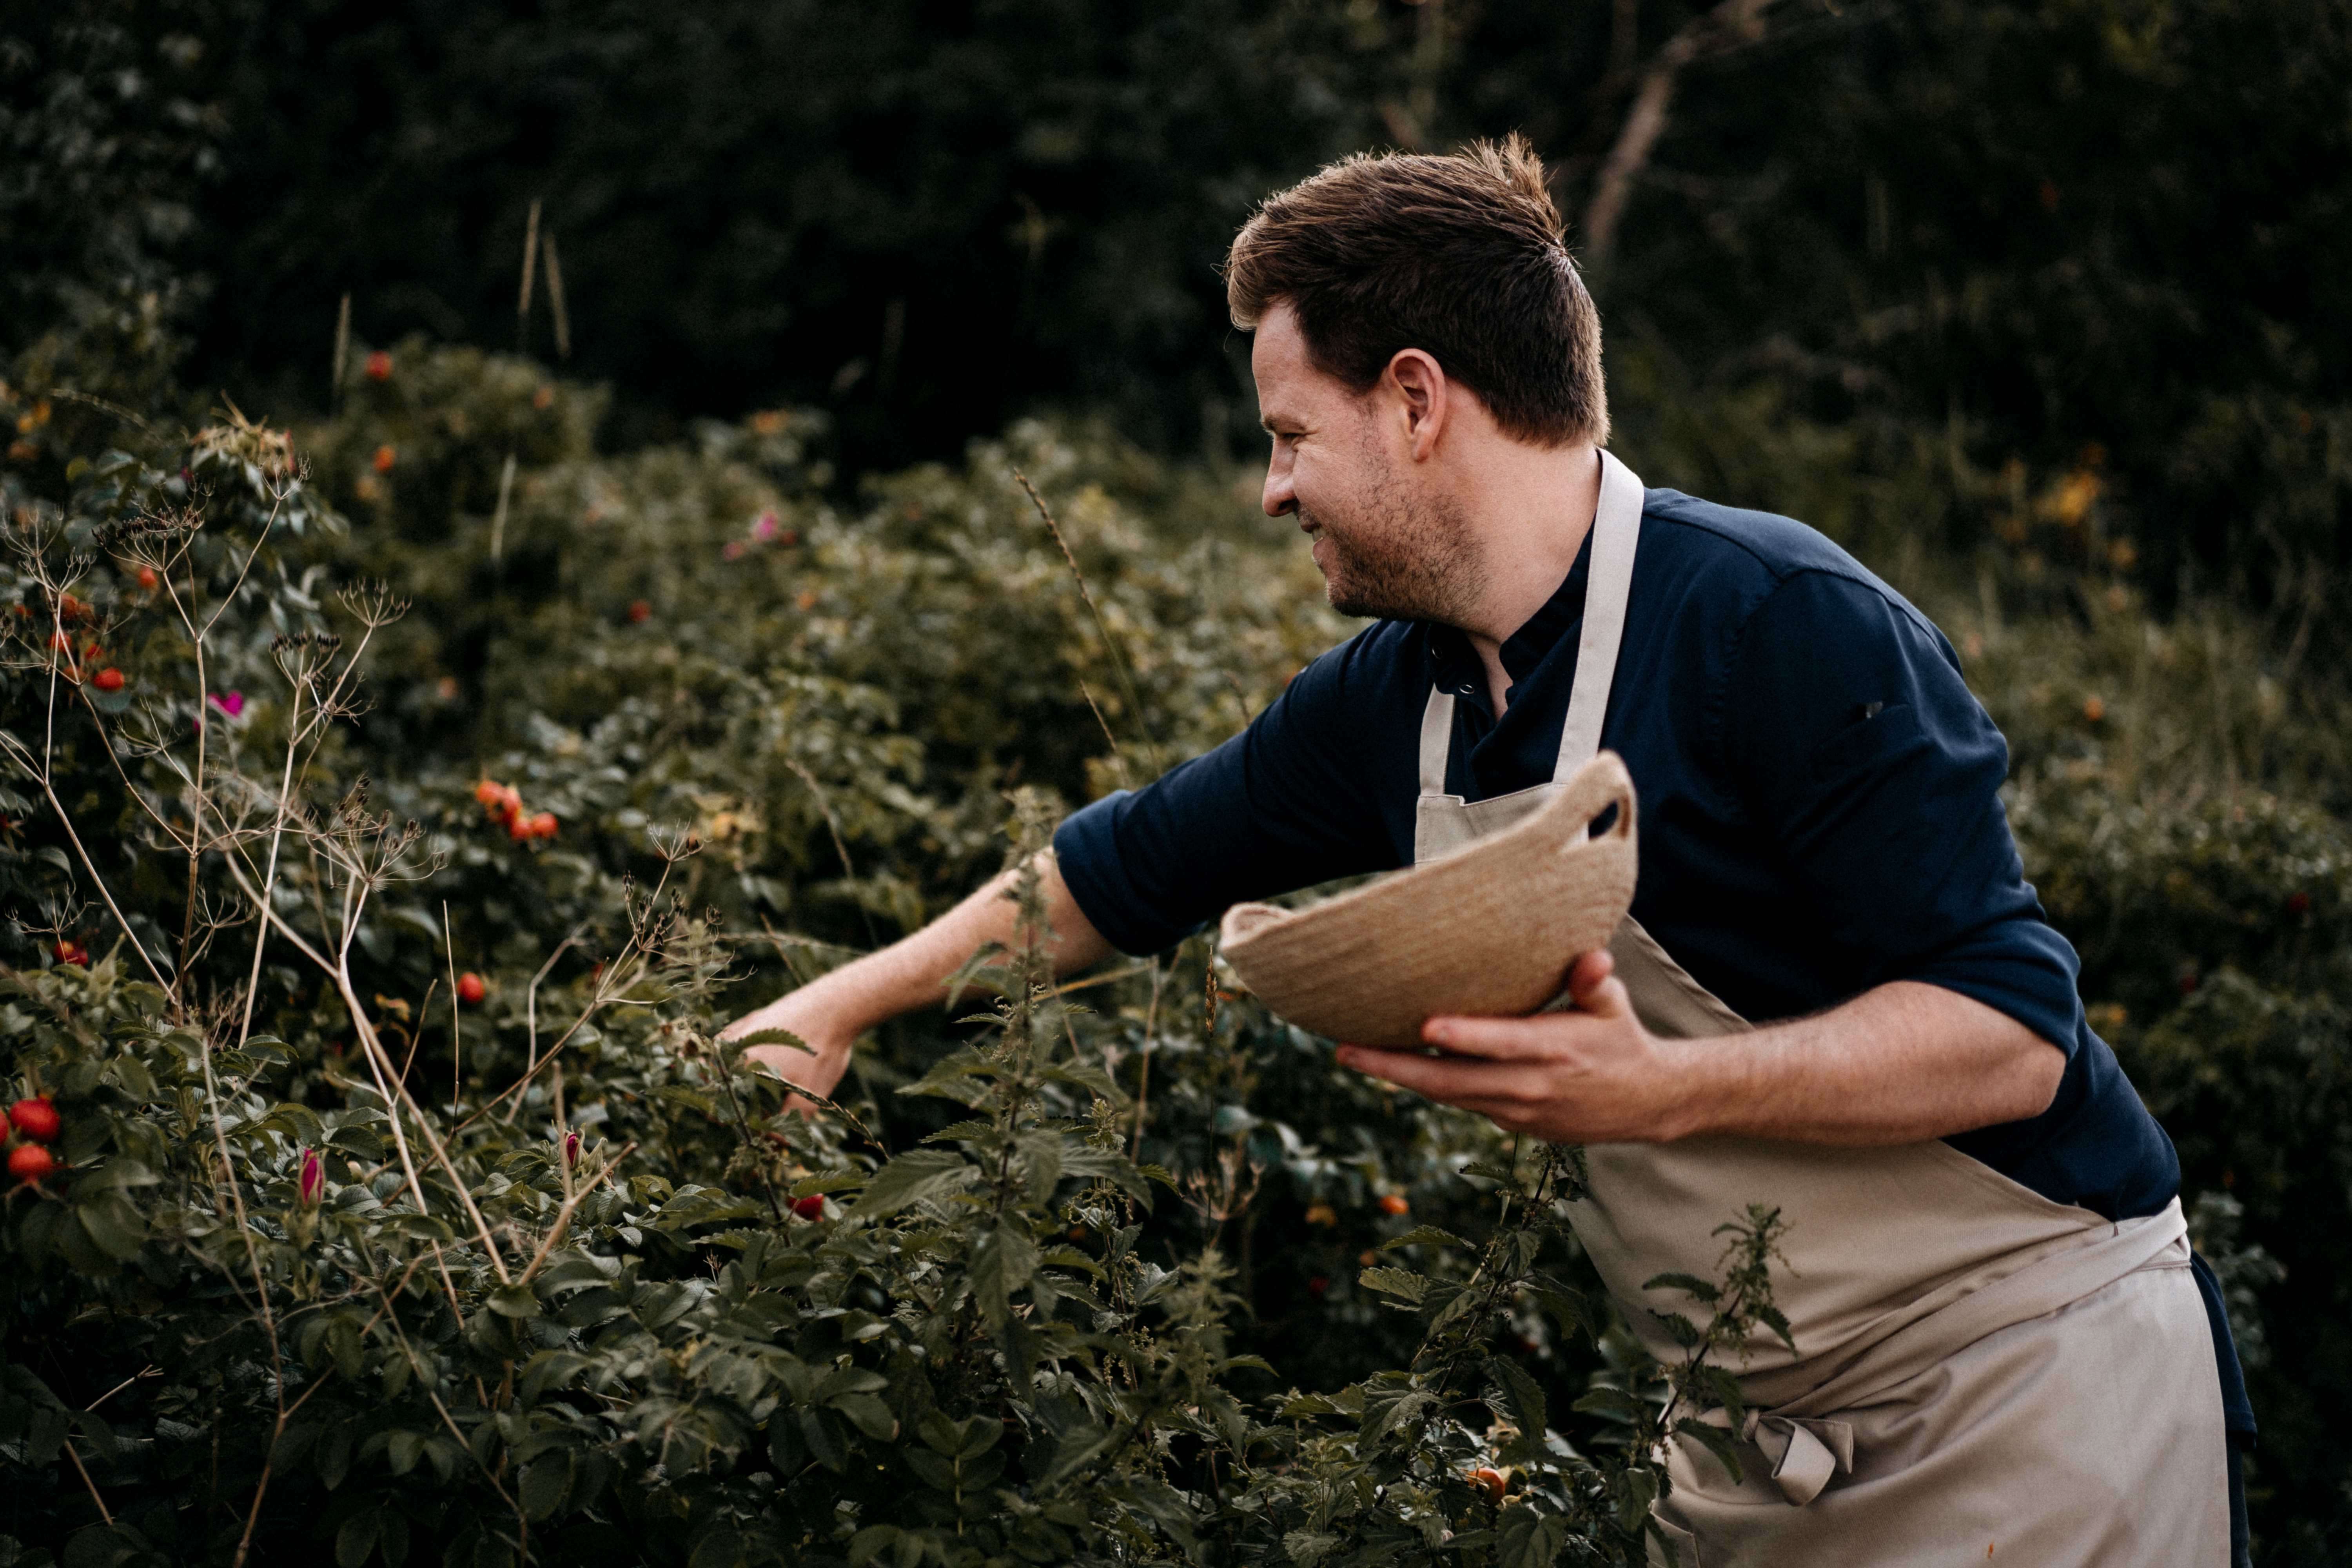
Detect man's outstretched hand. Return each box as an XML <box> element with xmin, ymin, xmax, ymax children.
<box><xmin>1334</xmin><ymin>949</ymin><xmax>2069</xmax><ymax>1147</ymax></box>
<box><xmin>1335</xmin><ymin>950</ymin><xmax>1694</xmax><ymax>1143</ymax></box>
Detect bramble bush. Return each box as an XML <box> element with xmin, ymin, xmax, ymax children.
<box><xmin>0</xmin><ymin>357</ymin><xmax>1816</xmax><ymax>1568</ymax></box>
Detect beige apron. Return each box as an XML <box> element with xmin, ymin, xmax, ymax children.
<box><xmin>1412</xmin><ymin>451</ymin><xmax>2228</xmax><ymax>1566</ymax></box>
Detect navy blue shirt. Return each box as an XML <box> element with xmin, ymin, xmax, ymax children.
<box><xmin>1057</xmin><ymin>485</ymin><xmax>2254</xmax><ymax>1449</ymax></box>
<box><xmin>1058</xmin><ymin>487</ymin><xmax>2177</xmax><ymax>1214</ymax></box>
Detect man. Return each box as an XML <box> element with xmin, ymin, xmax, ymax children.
<box><xmin>726</xmin><ymin>138</ymin><xmax>2252</xmax><ymax>1564</ymax></box>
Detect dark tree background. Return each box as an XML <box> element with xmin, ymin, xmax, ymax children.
<box><xmin>9</xmin><ymin>0</ymin><xmax>2348</xmax><ymax>587</ymax></box>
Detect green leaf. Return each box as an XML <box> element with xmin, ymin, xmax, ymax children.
<box><xmin>832</xmin><ymin>1393</ymin><xmax>896</xmax><ymax>1441</ymax></box>
<box><xmin>731</xmin><ymin>1028</ymin><xmax>813</xmax><ymax>1054</ymax></box>
<box><xmin>520</xmin><ymin>1449</ymin><xmax>574</xmax><ymax>1521</ymax></box>
<box><xmin>1641</xmin><ymin>1271</ymin><xmax>1721</xmax><ymax>1304</ymax></box>
<box><xmin>486</xmin><ymin>1284</ymin><xmax>541</xmax><ymax>1319</ymax></box>
<box><xmin>848</xmin><ymin>1149</ymin><xmax>975</xmax><ymax>1220</ymax></box>
<box><xmin>971</xmin><ymin>1220</ymin><xmax>1040</xmax><ymax>1327</ymax></box>
<box><xmin>1356</xmin><ymin>1267</ymin><xmax>1426</xmax><ymax>1304</ymax></box>
<box><xmin>1572</xmin><ymin>1387</ymin><xmax>1644</xmax><ymax>1419</ymax></box>
<box><xmin>1673</xmin><ymin>1416</ymin><xmax>1746</xmax><ymax>1483</ymax></box>
<box><xmin>335</xmin><ymin>1508</ymin><xmax>381</xmax><ymax>1568</ymax></box>
<box><xmin>1058</xmin><ymin>1147</ymin><xmax>1151</xmax><ymax>1207</ymax></box>
<box><xmin>1381</xmin><ymin>1225</ymin><xmax>1469</xmax><ymax>1250</ymax></box>
<box><xmin>1488</xmin><ymin>1356</ymin><xmax>1548</xmax><ymax>1450</ymax></box>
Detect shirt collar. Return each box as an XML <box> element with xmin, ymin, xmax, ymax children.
<box><xmin>1421</xmin><ymin>529</ymin><xmax>1595</xmax><ymax>706</ymax></box>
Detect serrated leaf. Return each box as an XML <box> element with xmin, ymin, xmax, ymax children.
<box><xmin>731</xmin><ymin>1028</ymin><xmax>813</xmax><ymax>1054</ymax></box>
<box><xmin>1572</xmin><ymin>1387</ymin><xmax>1643</xmax><ymax>1419</ymax></box>
<box><xmin>1357</xmin><ymin>1267</ymin><xmax>1426</xmax><ymax>1303</ymax></box>
<box><xmin>1641</xmin><ymin>1271</ymin><xmax>1720</xmax><ymax>1304</ymax></box>
<box><xmin>1652</xmin><ymin>1310</ymin><xmax>1701</xmax><ymax>1348</ymax></box>
<box><xmin>1673</xmin><ymin>1416</ymin><xmax>1746</xmax><ymax>1483</ymax></box>
<box><xmin>1381</xmin><ymin>1225</ymin><xmax>1469</xmax><ymax>1250</ymax></box>
<box><xmin>848</xmin><ymin>1149</ymin><xmax>975</xmax><ymax>1220</ymax></box>
<box><xmin>971</xmin><ymin>1221</ymin><xmax>1039</xmax><ymax>1327</ymax></box>
<box><xmin>1488</xmin><ymin>1356</ymin><xmax>1548</xmax><ymax>1448</ymax></box>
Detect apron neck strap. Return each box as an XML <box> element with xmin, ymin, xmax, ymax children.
<box><xmin>1553</xmin><ymin>448</ymin><xmax>1644</xmax><ymax>779</ymax></box>
<box><xmin>1415</xmin><ymin>449</ymin><xmax>1647</xmax><ymax>798</ymax></box>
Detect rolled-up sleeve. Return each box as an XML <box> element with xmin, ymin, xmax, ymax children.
<box><xmin>1053</xmin><ymin>632</ymin><xmax>1409</xmax><ymax>955</ymax></box>
<box><xmin>1723</xmin><ymin>570</ymin><xmax>2083</xmax><ymax>1055</ymax></box>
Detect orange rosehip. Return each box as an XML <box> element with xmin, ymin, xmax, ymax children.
<box><xmin>93</xmin><ymin>668</ymin><xmax>125</xmax><ymax>693</ymax></box>
<box><xmin>1379</xmin><ymin>1193</ymin><xmax>1410</xmax><ymax>1216</ymax></box>
<box><xmin>528</xmin><ymin>811</ymin><xmax>558</xmax><ymax>839</ymax></box>
<box><xmin>371</xmin><ymin>445</ymin><xmax>396</xmax><ymax>474</ymax></box>
<box><xmin>1469</xmin><ymin>1467</ymin><xmax>1506</xmax><ymax>1504</ymax></box>
<box><xmin>136</xmin><ymin>566</ymin><xmax>158</xmax><ymax>590</ymax></box>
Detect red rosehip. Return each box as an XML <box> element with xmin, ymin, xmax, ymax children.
<box><xmin>9</xmin><ymin>1097</ymin><xmax>60</xmax><ymax>1142</ymax></box>
<box><xmin>2287</xmin><ymin>891</ymin><xmax>2312</xmax><ymax>917</ymax></box>
<box><xmin>371</xmin><ymin>445</ymin><xmax>396</xmax><ymax>474</ymax></box>
<box><xmin>8</xmin><ymin>1143</ymin><xmax>56</xmax><ymax>1183</ymax></box>
<box><xmin>365</xmin><ymin>350</ymin><xmax>392</xmax><ymax>381</ymax></box>
<box><xmin>528</xmin><ymin>811</ymin><xmax>558</xmax><ymax>840</ymax></box>
<box><xmin>93</xmin><ymin>668</ymin><xmax>125</xmax><ymax>693</ymax></box>
<box><xmin>457</xmin><ymin>973</ymin><xmax>487</xmax><ymax>1006</ymax></box>
<box><xmin>136</xmin><ymin>566</ymin><xmax>158</xmax><ymax>591</ymax></box>
<box><xmin>626</xmin><ymin>600</ymin><xmax>651</xmax><ymax>624</ymax></box>
<box><xmin>2179</xmin><ymin>973</ymin><xmax>2200</xmax><ymax>995</ymax></box>
<box><xmin>791</xmin><ymin>1194</ymin><xmax>826</xmax><ymax>1220</ymax></box>
<box><xmin>1307</xmin><ymin>1275</ymin><xmax>1329</xmax><ymax>1296</ymax></box>
<box><xmin>1378</xmin><ymin>1193</ymin><xmax>1410</xmax><ymax>1216</ymax></box>
<box><xmin>52</xmin><ymin>941</ymin><xmax>88</xmax><ymax>967</ymax></box>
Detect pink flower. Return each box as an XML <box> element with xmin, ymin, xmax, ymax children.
<box><xmin>563</xmin><ymin>1130</ymin><xmax>581</xmax><ymax>1169</ymax></box>
<box><xmin>209</xmin><ymin>691</ymin><xmax>244</xmax><ymax>718</ymax></box>
<box><xmin>752</xmin><ymin>511</ymin><xmax>780</xmax><ymax>543</ymax></box>
<box><xmin>298</xmin><ymin>1147</ymin><xmax>325</xmax><ymax>1207</ymax></box>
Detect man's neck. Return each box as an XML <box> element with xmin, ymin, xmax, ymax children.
<box><xmin>1457</xmin><ymin>444</ymin><xmax>1602</xmax><ymax>717</ymax></box>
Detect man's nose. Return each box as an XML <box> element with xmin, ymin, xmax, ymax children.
<box><xmin>1262</xmin><ymin>452</ymin><xmax>1297</xmax><ymax>518</ymax></box>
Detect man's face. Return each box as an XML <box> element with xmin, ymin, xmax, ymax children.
<box><xmin>1252</xmin><ymin>302</ymin><xmax>1483</xmax><ymax>625</ymax></box>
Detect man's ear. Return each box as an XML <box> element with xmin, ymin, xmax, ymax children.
<box><xmin>1385</xmin><ymin>348</ymin><xmax>1448</xmax><ymax>462</ymax></box>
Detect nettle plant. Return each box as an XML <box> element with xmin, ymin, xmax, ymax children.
<box><xmin>0</xmin><ymin>416</ymin><xmax>1784</xmax><ymax>1568</ymax></box>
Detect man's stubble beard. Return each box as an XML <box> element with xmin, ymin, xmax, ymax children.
<box><xmin>1306</xmin><ymin>444</ymin><xmax>1486</xmax><ymax>627</ymax></box>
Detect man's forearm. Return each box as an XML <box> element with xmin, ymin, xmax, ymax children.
<box><xmin>1658</xmin><ymin>980</ymin><xmax>2066</xmax><ymax>1145</ymax></box>
<box><xmin>1339</xmin><ymin>956</ymin><xmax>2067</xmax><ymax>1147</ymax></box>
<box><xmin>725</xmin><ymin>852</ymin><xmax>1114</xmax><ymax>1089</ymax></box>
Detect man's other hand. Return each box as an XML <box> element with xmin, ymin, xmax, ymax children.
<box><xmin>1335</xmin><ymin>951</ymin><xmax>1685</xmax><ymax>1143</ymax></box>
<box><xmin>1335</xmin><ymin>950</ymin><xmax>2067</xmax><ymax>1147</ymax></box>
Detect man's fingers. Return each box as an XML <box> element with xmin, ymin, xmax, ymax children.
<box><xmin>1334</xmin><ymin>1044</ymin><xmax>1540</xmax><ymax>1103</ymax></box>
<box><xmin>1415</xmin><ymin>1013</ymin><xmax>1565</xmax><ymax>1060</ymax></box>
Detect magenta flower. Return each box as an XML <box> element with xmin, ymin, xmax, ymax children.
<box><xmin>752</xmin><ymin>511</ymin><xmax>780</xmax><ymax>543</ymax></box>
<box><xmin>297</xmin><ymin>1147</ymin><xmax>325</xmax><ymax>1207</ymax></box>
<box><xmin>209</xmin><ymin>691</ymin><xmax>244</xmax><ymax>718</ymax></box>
<box><xmin>563</xmin><ymin>1130</ymin><xmax>581</xmax><ymax>1169</ymax></box>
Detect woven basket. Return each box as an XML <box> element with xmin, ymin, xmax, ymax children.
<box><xmin>1218</xmin><ymin>751</ymin><xmax>1637</xmax><ymax>1049</ymax></box>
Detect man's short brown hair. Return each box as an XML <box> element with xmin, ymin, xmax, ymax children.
<box><xmin>1224</xmin><ymin>134</ymin><xmax>1606</xmax><ymax>448</ymax></box>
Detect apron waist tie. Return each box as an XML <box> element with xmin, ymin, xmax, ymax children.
<box><xmin>1740</xmin><ymin>1412</ymin><xmax>1855</xmax><ymax>1505</ymax></box>
<box><xmin>1691</xmin><ymin>1200</ymin><xmax>2191</xmax><ymax>1506</ymax></box>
